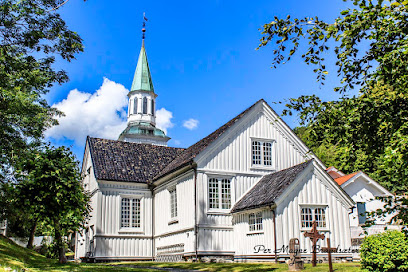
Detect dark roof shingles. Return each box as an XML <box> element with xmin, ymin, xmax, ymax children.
<box><xmin>231</xmin><ymin>160</ymin><xmax>313</xmax><ymax>213</ymax></box>
<box><xmin>88</xmin><ymin>137</ymin><xmax>184</xmax><ymax>183</ymax></box>
<box><xmin>154</xmin><ymin>99</ymin><xmax>264</xmax><ymax>180</ymax></box>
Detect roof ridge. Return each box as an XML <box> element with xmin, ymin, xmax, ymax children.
<box><xmin>87</xmin><ymin>136</ymin><xmax>185</xmax><ymax>150</ymax></box>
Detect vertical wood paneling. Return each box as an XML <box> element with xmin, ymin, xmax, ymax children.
<box><xmin>199</xmin><ymin>113</ymin><xmax>308</xmax><ymax>174</ymax></box>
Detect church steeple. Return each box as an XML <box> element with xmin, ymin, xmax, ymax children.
<box><xmin>118</xmin><ymin>15</ymin><xmax>170</xmax><ymax>146</ymax></box>
<box><xmin>130</xmin><ymin>42</ymin><xmax>155</xmax><ymax>93</ymax></box>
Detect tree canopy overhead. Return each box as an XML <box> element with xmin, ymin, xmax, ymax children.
<box><xmin>0</xmin><ymin>0</ymin><xmax>84</xmax><ymax>179</ymax></box>
<box><xmin>259</xmin><ymin>0</ymin><xmax>408</xmax><ymax>227</ymax></box>
<box><xmin>259</xmin><ymin>0</ymin><xmax>408</xmax><ymax>94</ymax></box>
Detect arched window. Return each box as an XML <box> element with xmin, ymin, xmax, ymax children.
<box><xmin>128</xmin><ymin>100</ymin><xmax>131</xmax><ymax>116</ymax></box>
<box><xmin>143</xmin><ymin>97</ymin><xmax>148</xmax><ymax>114</ymax></box>
<box><xmin>133</xmin><ymin>98</ymin><xmax>138</xmax><ymax>114</ymax></box>
<box><xmin>151</xmin><ymin>99</ymin><xmax>155</xmax><ymax>115</ymax></box>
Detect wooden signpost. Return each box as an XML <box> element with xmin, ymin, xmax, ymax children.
<box><xmin>303</xmin><ymin>221</ymin><xmax>325</xmax><ymax>267</ymax></box>
<box><xmin>321</xmin><ymin>238</ymin><xmax>337</xmax><ymax>272</ymax></box>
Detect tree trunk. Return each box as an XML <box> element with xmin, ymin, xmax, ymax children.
<box><xmin>27</xmin><ymin>220</ymin><xmax>37</xmax><ymax>249</ymax></box>
<box><xmin>54</xmin><ymin>219</ymin><xmax>67</xmax><ymax>264</ymax></box>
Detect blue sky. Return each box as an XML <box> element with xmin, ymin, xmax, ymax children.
<box><xmin>45</xmin><ymin>0</ymin><xmax>352</xmax><ymax>160</ymax></box>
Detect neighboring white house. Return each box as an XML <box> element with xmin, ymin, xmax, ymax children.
<box><xmin>75</xmin><ymin>39</ymin><xmax>355</xmax><ymax>262</ymax></box>
<box><xmin>326</xmin><ymin>167</ymin><xmax>399</xmax><ymax>258</ymax></box>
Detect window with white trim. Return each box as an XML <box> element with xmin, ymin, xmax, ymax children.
<box><xmin>208</xmin><ymin>178</ymin><xmax>231</xmax><ymax>210</ymax></box>
<box><xmin>252</xmin><ymin>140</ymin><xmax>273</xmax><ymax>167</ymax></box>
<box><xmin>301</xmin><ymin>207</ymin><xmax>326</xmax><ymax>228</ymax></box>
<box><xmin>121</xmin><ymin>198</ymin><xmax>141</xmax><ymax>228</ymax></box>
<box><xmin>170</xmin><ymin>188</ymin><xmax>177</xmax><ymax>219</ymax></box>
<box><xmin>249</xmin><ymin>212</ymin><xmax>263</xmax><ymax>232</ymax></box>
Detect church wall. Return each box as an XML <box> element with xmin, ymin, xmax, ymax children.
<box><xmin>274</xmin><ymin>167</ymin><xmax>352</xmax><ymax>258</ymax></box>
<box><xmin>232</xmin><ymin>209</ymin><xmax>275</xmax><ymax>260</ymax></box>
<box><xmin>193</xmin><ymin>104</ymin><xmax>313</xmax><ymax>255</ymax></box>
<box><xmin>197</xmin><ymin>107</ymin><xmax>310</xmax><ymax>175</ymax></box>
<box><xmin>76</xmin><ymin>147</ymin><xmax>100</xmax><ymax>259</ymax></box>
<box><xmin>92</xmin><ymin>181</ymin><xmax>153</xmax><ymax>259</ymax></box>
<box><xmin>153</xmin><ymin>172</ymin><xmax>195</xmax><ymax>257</ymax></box>
<box><xmin>231</xmin><ymin>166</ymin><xmax>352</xmax><ymax>260</ymax></box>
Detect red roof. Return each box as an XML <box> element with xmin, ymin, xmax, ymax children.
<box><xmin>334</xmin><ymin>172</ymin><xmax>359</xmax><ymax>186</ymax></box>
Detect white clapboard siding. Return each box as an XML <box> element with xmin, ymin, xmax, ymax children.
<box><xmin>197</xmin><ymin>111</ymin><xmax>309</xmax><ymax>174</ymax></box>
<box><xmin>233</xmin><ymin>209</ymin><xmax>275</xmax><ymax>258</ymax></box>
<box><xmin>94</xmin><ymin>236</ymin><xmax>152</xmax><ymax>260</ymax></box>
<box><xmin>153</xmin><ymin>172</ymin><xmax>196</xmax><ymax>256</ymax></box>
<box><xmin>274</xmin><ymin>168</ymin><xmax>352</xmax><ymax>257</ymax></box>
<box><xmin>192</xmin><ymin>104</ymin><xmax>316</xmax><ymax>255</ymax></box>
<box><xmin>153</xmin><ymin>172</ymin><xmax>195</xmax><ymax>236</ymax></box>
<box><xmin>154</xmin><ymin>230</ymin><xmax>195</xmax><ymax>256</ymax></box>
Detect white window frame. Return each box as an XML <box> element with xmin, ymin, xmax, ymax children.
<box><xmin>119</xmin><ymin>195</ymin><xmax>143</xmax><ymax>232</ymax></box>
<box><xmin>250</xmin><ymin>138</ymin><xmax>275</xmax><ymax>169</ymax></box>
<box><xmin>208</xmin><ymin>177</ymin><xmax>232</xmax><ymax>212</ymax></box>
<box><xmin>169</xmin><ymin>186</ymin><xmax>178</xmax><ymax>220</ymax></box>
<box><xmin>248</xmin><ymin>211</ymin><xmax>263</xmax><ymax>233</ymax></box>
<box><xmin>300</xmin><ymin>205</ymin><xmax>327</xmax><ymax>230</ymax></box>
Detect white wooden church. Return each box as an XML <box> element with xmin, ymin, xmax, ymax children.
<box><xmin>75</xmin><ymin>39</ymin><xmax>356</xmax><ymax>262</ymax></box>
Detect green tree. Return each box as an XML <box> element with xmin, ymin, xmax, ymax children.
<box><xmin>360</xmin><ymin>230</ymin><xmax>408</xmax><ymax>271</ymax></box>
<box><xmin>0</xmin><ymin>0</ymin><xmax>84</xmax><ymax>180</ymax></box>
<box><xmin>259</xmin><ymin>0</ymin><xmax>408</xmax><ymax>226</ymax></box>
<box><xmin>16</xmin><ymin>145</ymin><xmax>90</xmax><ymax>263</ymax></box>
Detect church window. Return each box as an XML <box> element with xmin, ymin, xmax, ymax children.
<box><xmin>208</xmin><ymin>178</ymin><xmax>231</xmax><ymax>210</ymax></box>
<box><xmin>170</xmin><ymin>187</ymin><xmax>177</xmax><ymax>219</ymax></box>
<box><xmin>252</xmin><ymin>139</ymin><xmax>274</xmax><ymax>167</ymax></box>
<box><xmin>301</xmin><ymin>207</ymin><xmax>326</xmax><ymax>228</ymax></box>
<box><xmin>133</xmin><ymin>98</ymin><xmax>138</xmax><ymax>114</ymax></box>
<box><xmin>121</xmin><ymin>198</ymin><xmax>141</xmax><ymax>228</ymax></box>
<box><xmin>143</xmin><ymin>97</ymin><xmax>148</xmax><ymax>114</ymax></box>
<box><xmin>357</xmin><ymin>202</ymin><xmax>366</xmax><ymax>224</ymax></box>
<box><xmin>128</xmin><ymin>100</ymin><xmax>131</xmax><ymax>116</ymax></box>
<box><xmin>249</xmin><ymin>211</ymin><xmax>263</xmax><ymax>232</ymax></box>
<box><xmin>151</xmin><ymin>99</ymin><xmax>155</xmax><ymax>115</ymax></box>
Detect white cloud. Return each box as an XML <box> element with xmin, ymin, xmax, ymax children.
<box><xmin>156</xmin><ymin>108</ymin><xmax>174</xmax><ymax>134</ymax></box>
<box><xmin>183</xmin><ymin>118</ymin><xmax>199</xmax><ymax>130</ymax></box>
<box><xmin>45</xmin><ymin>78</ymin><xmax>128</xmax><ymax>146</ymax></box>
<box><xmin>46</xmin><ymin>78</ymin><xmax>175</xmax><ymax>146</ymax></box>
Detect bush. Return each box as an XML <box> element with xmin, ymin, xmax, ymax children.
<box><xmin>361</xmin><ymin>230</ymin><xmax>408</xmax><ymax>272</ymax></box>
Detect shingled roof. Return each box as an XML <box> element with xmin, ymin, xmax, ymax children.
<box><xmin>153</xmin><ymin>99</ymin><xmax>264</xmax><ymax>180</ymax></box>
<box><xmin>231</xmin><ymin>160</ymin><xmax>313</xmax><ymax>213</ymax></box>
<box><xmin>87</xmin><ymin>137</ymin><xmax>185</xmax><ymax>183</ymax></box>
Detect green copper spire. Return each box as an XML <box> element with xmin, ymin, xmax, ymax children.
<box><xmin>130</xmin><ymin>41</ymin><xmax>155</xmax><ymax>92</ymax></box>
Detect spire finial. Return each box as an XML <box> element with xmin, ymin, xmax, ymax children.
<box><xmin>142</xmin><ymin>12</ymin><xmax>148</xmax><ymax>47</ymax></box>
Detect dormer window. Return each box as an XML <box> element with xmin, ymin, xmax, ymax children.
<box><xmin>143</xmin><ymin>97</ymin><xmax>148</xmax><ymax>114</ymax></box>
<box><xmin>251</xmin><ymin>139</ymin><xmax>274</xmax><ymax>167</ymax></box>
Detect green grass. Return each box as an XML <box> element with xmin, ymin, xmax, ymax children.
<box><xmin>115</xmin><ymin>261</ymin><xmax>361</xmax><ymax>272</ymax></box>
<box><xmin>0</xmin><ymin>235</ymin><xmax>361</xmax><ymax>271</ymax></box>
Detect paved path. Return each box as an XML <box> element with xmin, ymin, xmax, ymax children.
<box><xmin>111</xmin><ymin>264</ymin><xmax>201</xmax><ymax>272</ymax></box>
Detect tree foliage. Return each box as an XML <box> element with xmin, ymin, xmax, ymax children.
<box><xmin>260</xmin><ymin>0</ymin><xmax>408</xmax><ymax>225</ymax></box>
<box><xmin>360</xmin><ymin>230</ymin><xmax>408</xmax><ymax>272</ymax></box>
<box><xmin>14</xmin><ymin>145</ymin><xmax>90</xmax><ymax>263</ymax></box>
<box><xmin>259</xmin><ymin>0</ymin><xmax>408</xmax><ymax>94</ymax></box>
<box><xmin>0</xmin><ymin>0</ymin><xmax>84</xmax><ymax>179</ymax></box>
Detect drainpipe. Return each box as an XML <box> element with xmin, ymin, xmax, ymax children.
<box><xmin>272</xmin><ymin>208</ymin><xmax>278</xmax><ymax>263</ymax></box>
<box><xmin>193</xmin><ymin>163</ymin><xmax>198</xmax><ymax>261</ymax></box>
<box><xmin>150</xmin><ymin>184</ymin><xmax>155</xmax><ymax>261</ymax></box>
